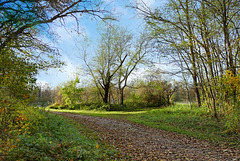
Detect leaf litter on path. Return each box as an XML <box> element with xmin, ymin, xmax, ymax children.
<box><xmin>51</xmin><ymin>112</ymin><xmax>240</xmax><ymax>160</ymax></box>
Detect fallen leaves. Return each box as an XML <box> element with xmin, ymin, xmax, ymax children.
<box><xmin>53</xmin><ymin>112</ymin><xmax>240</xmax><ymax>160</ymax></box>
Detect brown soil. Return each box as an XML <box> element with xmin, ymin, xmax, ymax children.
<box><xmin>51</xmin><ymin>111</ymin><xmax>240</xmax><ymax>161</ymax></box>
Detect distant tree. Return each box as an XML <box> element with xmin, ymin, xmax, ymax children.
<box><xmin>81</xmin><ymin>85</ymin><xmax>102</xmax><ymax>103</ymax></box>
<box><xmin>116</xmin><ymin>32</ymin><xmax>152</xmax><ymax>105</ymax></box>
<box><xmin>83</xmin><ymin>24</ymin><xmax>151</xmax><ymax>104</ymax></box>
<box><xmin>59</xmin><ymin>77</ymin><xmax>84</xmax><ymax>108</ymax></box>
<box><xmin>125</xmin><ymin>68</ymin><xmax>176</xmax><ymax>107</ymax></box>
<box><xmin>83</xmin><ymin>24</ymin><xmax>129</xmax><ymax>103</ymax></box>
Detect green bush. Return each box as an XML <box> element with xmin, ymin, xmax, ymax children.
<box><xmin>109</xmin><ymin>104</ymin><xmax>126</xmax><ymax>111</ymax></box>
<box><xmin>99</xmin><ymin>104</ymin><xmax>111</xmax><ymax>111</ymax></box>
<box><xmin>59</xmin><ymin>104</ymin><xmax>68</xmax><ymax>109</ymax></box>
<box><xmin>48</xmin><ymin>103</ymin><xmax>62</xmax><ymax>109</ymax></box>
<box><xmin>225</xmin><ymin>108</ymin><xmax>240</xmax><ymax>134</ymax></box>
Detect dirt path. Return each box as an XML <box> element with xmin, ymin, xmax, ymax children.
<box><xmin>51</xmin><ymin>112</ymin><xmax>239</xmax><ymax>161</ymax></box>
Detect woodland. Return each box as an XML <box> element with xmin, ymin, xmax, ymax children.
<box><xmin>0</xmin><ymin>0</ymin><xmax>239</xmax><ymax>160</ymax></box>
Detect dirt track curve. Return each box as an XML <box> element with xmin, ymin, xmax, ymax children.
<box><xmin>51</xmin><ymin>112</ymin><xmax>240</xmax><ymax>161</ymax></box>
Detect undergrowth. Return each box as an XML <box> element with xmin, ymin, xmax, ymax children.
<box><xmin>0</xmin><ymin>107</ymin><xmax>118</xmax><ymax>160</ymax></box>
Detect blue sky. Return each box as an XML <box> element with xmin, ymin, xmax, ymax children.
<box><xmin>36</xmin><ymin>0</ymin><xmax>169</xmax><ymax>87</ymax></box>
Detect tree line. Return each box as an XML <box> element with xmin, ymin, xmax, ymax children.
<box><xmin>35</xmin><ymin>70</ymin><xmax>192</xmax><ymax>110</ymax></box>
<box><xmin>132</xmin><ymin>0</ymin><xmax>239</xmax><ymax>131</ymax></box>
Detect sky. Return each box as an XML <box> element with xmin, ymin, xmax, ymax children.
<box><xmin>36</xmin><ymin>0</ymin><xmax>172</xmax><ymax>88</ymax></box>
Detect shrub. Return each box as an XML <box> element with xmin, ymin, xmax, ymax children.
<box><xmin>99</xmin><ymin>104</ymin><xmax>111</xmax><ymax>111</ymax></box>
<box><xmin>225</xmin><ymin>108</ymin><xmax>240</xmax><ymax>134</ymax></box>
<box><xmin>59</xmin><ymin>77</ymin><xmax>84</xmax><ymax>108</ymax></box>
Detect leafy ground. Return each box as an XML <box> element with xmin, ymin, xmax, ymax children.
<box><xmin>50</xmin><ymin>104</ymin><xmax>240</xmax><ymax>160</ymax></box>
<box><xmin>0</xmin><ymin>108</ymin><xmax>119</xmax><ymax>160</ymax></box>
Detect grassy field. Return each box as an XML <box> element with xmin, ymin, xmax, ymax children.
<box><xmin>49</xmin><ymin>104</ymin><xmax>240</xmax><ymax>148</ymax></box>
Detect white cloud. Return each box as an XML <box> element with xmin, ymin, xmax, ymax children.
<box><xmin>112</xmin><ymin>6</ymin><xmax>128</xmax><ymax>15</ymax></box>
<box><xmin>132</xmin><ymin>0</ymin><xmax>156</xmax><ymax>10</ymax></box>
<box><xmin>59</xmin><ymin>56</ymin><xmax>76</xmax><ymax>78</ymax></box>
<box><xmin>135</xmin><ymin>0</ymin><xmax>155</xmax><ymax>7</ymax></box>
<box><xmin>51</xmin><ymin>17</ymin><xmax>86</xmax><ymax>44</ymax></box>
<box><xmin>37</xmin><ymin>55</ymin><xmax>82</xmax><ymax>87</ymax></box>
<box><xmin>36</xmin><ymin>80</ymin><xmax>49</xmax><ymax>87</ymax></box>
<box><xmin>128</xmin><ymin>62</ymin><xmax>181</xmax><ymax>84</ymax></box>
<box><xmin>103</xmin><ymin>0</ymin><xmax>115</xmax><ymax>4</ymax></box>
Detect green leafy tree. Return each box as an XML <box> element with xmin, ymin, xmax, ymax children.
<box><xmin>59</xmin><ymin>77</ymin><xmax>84</xmax><ymax>109</ymax></box>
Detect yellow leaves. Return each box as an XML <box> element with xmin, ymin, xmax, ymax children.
<box><xmin>224</xmin><ymin>70</ymin><xmax>240</xmax><ymax>85</ymax></box>
<box><xmin>16</xmin><ymin>117</ymin><xmax>22</xmax><ymax>121</ymax></box>
<box><xmin>96</xmin><ymin>144</ymin><xmax>99</xmax><ymax>149</ymax></box>
<box><xmin>220</xmin><ymin>70</ymin><xmax>240</xmax><ymax>94</ymax></box>
<box><xmin>16</xmin><ymin>115</ymin><xmax>27</xmax><ymax>121</ymax></box>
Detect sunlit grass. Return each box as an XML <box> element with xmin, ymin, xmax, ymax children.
<box><xmin>127</xmin><ymin>104</ymin><xmax>240</xmax><ymax>147</ymax></box>
<box><xmin>48</xmin><ymin>108</ymin><xmax>148</xmax><ymax>117</ymax></box>
<box><xmin>49</xmin><ymin>103</ymin><xmax>240</xmax><ymax>148</ymax></box>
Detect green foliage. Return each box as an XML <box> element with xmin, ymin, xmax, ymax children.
<box><xmin>48</xmin><ymin>102</ymin><xmax>128</xmax><ymax>111</ymax></box>
<box><xmin>125</xmin><ymin>92</ymin><xmax>143</xmax><ymax>108</ymax></box>
<box><xmin>141</xmin><ymin>0</ymin><xmax>240</xmax><ymax>121</ymax></box>
<box><xmin>124</xmin><ymin>78</ymin><xmax>175</xmax><ymax>108</ymax></box>
<box><xmin>0</xmin><ymin>52</ymin><xmax>38</xmax><ymax>101</ymax></box>
<box><xmin>1</xmin><ymin>107</ymin><xmax>117</xmax><ymax>160</ymax></box>
<box><xmin>59</xmin><ymin>77</ymin><xmax>84</xmax><ymax>109</ymax></box>
<box><xmin>225</xmin><ymin>108</ymin><xmax>240</xmax><ymax>134</ymax></box>
<box><xmin>0</xmin><ymin>1</ymin><xmax>116</xmax><ymax>159</ymax></box>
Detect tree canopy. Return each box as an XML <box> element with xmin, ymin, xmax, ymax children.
<box><xmin>0</xmin><ymin>0</ymin><xmax>110</xmax><ymax>100</ymax></box>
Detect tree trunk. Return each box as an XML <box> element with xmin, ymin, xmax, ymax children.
<box><xmin>103</xmin><ymin>83</ymin><xmax>110</xmax><ymax>103</ymax></box>
<box><xmin>192</xmin><ymin>73</ymin><xmax>201</xmax><ymax>107</ymax></box>
<box><xmin>119</xmin><ymin>88</ymin><xmax>124</xmax><ymax>105</ymax></box>
<box><xmin>185</xmin><ymin>0</ymin><xmax>201</xmax><ymax>108</ymax></box>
